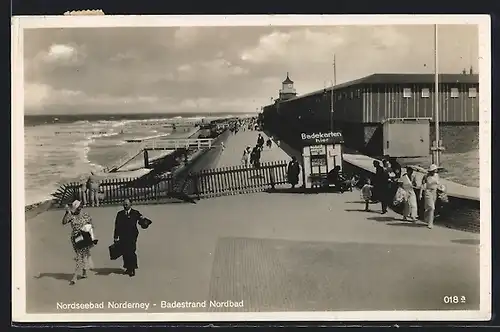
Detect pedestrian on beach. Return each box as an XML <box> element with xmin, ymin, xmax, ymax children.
<box><xmin>62</xmin><ymin>200</ymin><xmax>98</xmax><ymax>285</ymax></box>
<box><xmin>287</xmin><ymin>156</ymin><xmax>301</xmax><ymax>189</ymax></box>
<box><xmin>86</xmin><ymin>171</ymin><xmax>100</xmax><ymax>207</ymax></box>
<box><xmin>113</xmin><ymin>199</ymin><xmax>144</xmax><ymax>277</ymax></box>
<box><xmin>401</xmin><ymin>167</ymin><xmax>418</xmax><ymax>222</ymax></box>
<box><xmin>221</xmin><ymin>142</ymin><xmax>225</xmax><ymax>151</ymax></box>
<box><xmin>373</xmin><ymin>160</ymin><xmax>390</xmax><ymax>214</ymax></box>
<box><xmin>78</xmin><ymin>176</ymin><xmax>88</xmax><ymax>206</ymax></box>
<box><xmin>419</xmin><ymin>164</ymin><xmax>440</xmax><ymax>229</ymax></box>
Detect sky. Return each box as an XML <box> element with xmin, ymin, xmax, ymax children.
<box><xmin>23</xmin><ymin>24</ymin><xmax>479</xmax><ymax>115</ymax></box>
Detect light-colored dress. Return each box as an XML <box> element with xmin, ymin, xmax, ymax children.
<box><xmin>361</xmin><ymin>184</ymin><xmax>373</xmax><ymax>201</ymax></box>
<box><xmin>64</xmin><ymin>212</ymin><xmax>94</xmax><ymax>271</ymax></box>
<box><xmin>401</xmin><ymin>173</ymin><xmax>418</xmax><ymax>219</ymax></box>
<box><xmin>422</xmin><ymin>173</ymin><xmax>440</xmax><ymax>227</ymax></box>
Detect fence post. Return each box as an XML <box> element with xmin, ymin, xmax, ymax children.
<box><xmin>269</xmin><ymin>163</ymin><xmax>276</xmax><ymax>190</ymax></box>
<box><xmin>193</xmin><ymin>173</ymin><xmax>201</xmax><ymax>200</ymax></box>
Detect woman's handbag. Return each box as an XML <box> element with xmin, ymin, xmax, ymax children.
<box><xmin>393</xmin><ymin>187</ymin><xmax>408</xmax><ymax>206</ymax></box>
<box><xmin>72</xmin><ymin>231</ymin><xmax>93</xmax><ymax>250</ymax></box>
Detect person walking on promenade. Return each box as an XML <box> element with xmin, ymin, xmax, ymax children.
<box><xmin>257</xmin><ymin>134</ymin><xmax>265</xmax><ymax>150</ymax></box>
<box><xmin>373</xmin><ymin>160</ymin><xmax>390</xmax><ymax>214</ymax></box>
<box><xmin>251</xmin><ymin>145</ymin><xmax>262</xmax><ymax>168</ymax></box>
<box><xmin>62</xmin><ymin>200</ymin><xmax>98</xmax><ymax>285</ymax></box>
<box><xmin>419</xmin><ymin>164</ymin><xmax>440</xmax><ymax>229</ymax></box>
<box><xmin>287</xmin><ymin>156</ymin><xmax>301</xmax><ymax>189</ymax></box>
<box><xmin>113</xmin><ymin>199</ymin><xmax>144</xmax><ymax>277</ymax></box>
<box><xmin>242</xmin><ymin>146</ymin><xmax>251</xmax><ymax>167</ymax></box>
<box><xmin>266</xmin><ymin>138</ymin><xmax>273</xmax><ymax>149</ymax></box>
<box><xmin>401</xmin><ymin>167</ymin><xmax>418</xmax><ymax>222</ymax></box>
<box><xmin>389</xmin><ymin>156</ymin><xmax>402</xmax><ymax>178</ymax></box>
<box><xmin>361</xmin><ymin>178</ymin><xmax>374</xmax><ymax>211</ymax></box>
<box><xmin>86</xmin><ymin>171</ymin><xmax>100</xmax><ymax>207</ymax></box>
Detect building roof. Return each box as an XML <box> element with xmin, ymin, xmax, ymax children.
<box><xmin>280</xmin><ymin>73</ymin><xmax>479</xmax><ymax>104</ymax></box>
<box><xmin>282</xmin><ymin>72</ymin><xmax>294</xmax><ymax>84</ymax></box>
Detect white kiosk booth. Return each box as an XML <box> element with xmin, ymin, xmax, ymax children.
<box><xmin>301</xmin><ymin>131</ymin><xmax>344</xmax><ymax>189</ymax></box>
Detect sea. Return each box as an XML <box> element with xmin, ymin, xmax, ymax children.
<box><xmin>23</xmin><ymin>112</ymin><xmax>249</xmax><ymax>207</ymax></box>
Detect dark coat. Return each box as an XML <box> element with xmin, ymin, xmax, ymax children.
<box><xmin>287</xmin><ymin>161</ymin><xmax>301</xmax><ymax>185</ymax></box>
<box><xmin>113</xmin><ymin>208</ymin><xmax>143</xmax><ymax>242</ymax></box>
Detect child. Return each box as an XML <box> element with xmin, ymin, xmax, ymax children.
<box><xmin>361</xmin><ymin>178</ymin><xmax>374</xmax><ymax>211</ymax></box>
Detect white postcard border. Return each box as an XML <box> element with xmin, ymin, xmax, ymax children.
<box><xmin>11</xmin><ymin>14</ymin><xmax>492</xmax><ymax>323</ymax></box>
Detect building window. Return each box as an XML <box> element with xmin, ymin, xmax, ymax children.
<box><xmin>469</xmin><ymin>87</ymin><xmax>477</xmax><ymax>98</ymax></box>
<box><xmin>403</xmin><ymin>88</ymin><xmax>412</xmax><ymax>98</ymax></box>
<box><xmin>421</xmin><ymin>88</ymin><xmax>430</xmax><ymax>98</ymax></box>
<box><xmin>450</xmin><ymin>88</ymin><xmax>459</xmax><ymax>98</ymax></box>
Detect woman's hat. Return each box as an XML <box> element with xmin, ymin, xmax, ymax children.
<box><xmin>429</xmin><ymin>164</ymin><xmax>438</xmax><ymax>172</ymax></box>
<box><xmin>70</xmin><ymin>200</ymin><xmax>82</xmax><ymax>213</ymax></box>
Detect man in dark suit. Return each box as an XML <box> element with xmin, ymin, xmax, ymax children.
<box><xmin>113</xmin><ymin>199</ymin><xmax>143</xmax><ymax>277</ymax></box>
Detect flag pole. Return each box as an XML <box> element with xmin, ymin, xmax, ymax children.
<box><xmin>433</xmin><ymin>24</ymin><xmax>441</xmax><ymax>167</ymax></box>
<box><xmin>330</xmin><ymin>54</ymin><xmax>336</xmax><ymax>131</ymax></box>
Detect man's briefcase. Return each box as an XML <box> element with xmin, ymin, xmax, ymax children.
<box><xmin>109</xmin><ymin>241</ymin><xmax>122</xmax><ymax>260</ymax></box>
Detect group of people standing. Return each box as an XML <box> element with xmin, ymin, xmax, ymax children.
<box><xmin>362</xmin><ymin>156</ymin><xmax>444</xmax><ymax>229</ymax></box>
<box><xmin>62</xmin><ymin>198</ymin><xmax>148</xmax><ymax>285</ymax></box>
<box><xmin>241</xmin><ymin>133</ymin><xmax>274</xmax><ymax>168</ymax></box>
<box><xmin>78</xmin><ymin>171</ymin><xmax>101</xmax><ymax>207</ymax></box>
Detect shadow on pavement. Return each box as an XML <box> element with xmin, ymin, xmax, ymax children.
<box><xmin>34</xmin><ymin>272</ymin><xmax>73</xmax><ymax>281</ymax></box>
<box><xmin>451</xmin><ymin>239</ymin><xmax>480</xmax><ymax>245</ymax></box>
<box><xmin>344</xmin><ymin>208</ymin><xmax>370</xmax><ymax>213</ymax></box>
<box><xmin>386</xmin><ymin>222</ymin><xmax>427</xmax><ymax>228</ymax></box>
<box><xmin>92</xmin><ymin>267</ymin><xmax>127</xmax><ymax>276</ymax></box>
<box><xmin>265</xmin><ymin>187</ymin><xmax>346</xmax><ymax>195</ymax></box>
<box><xmin>367</xmin><ymin>216</ymin><xmax>398</xmax><ymax>222</ymax></box>
<box><xmin>344</xmin><ymin>201</ymin><xmax>367</xmax><ymax>204</ymax></box>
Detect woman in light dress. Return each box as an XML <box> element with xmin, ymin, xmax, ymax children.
<box><xmin>419</xmin><ymin>164</ymin><xmax>440</xmax><ymax>229</ymax></box>
<box><xmin>241</xmin><ymin>146</ymin><xmax>251</xmax><ymax>167</ymax></box>
<box><xmin>401</xmin><ymin>167</ymin><xmax>418</xmax><ymax>222</ymax></box>
<box><xmin>62</xmin><ymin>200</ymin><xmax>97</xmax><ymax>285</ymax></box>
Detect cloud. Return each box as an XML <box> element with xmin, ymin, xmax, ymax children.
<box><xmin>22</xmin><ymin>25</ymin><xmax>479</xmax><ymax>115</ymax></box>
<box><xmin>109</xmin><ymin>50</ymin><xmax>140</xmax><ymax>62</ymax></box>
<box><xmin>176</xmin><ymin>58</ymin><xmax>249</xmax><ymax>81</ymax></box>
<box><xmin>40</xmin><ymin>43</ymin><xmax>86</xmax><ymax>65</ymax></box>
<box><xmin>240</xmin><ymin>28</ymin><xmax>345</xmax><ymax>64</ymax></box>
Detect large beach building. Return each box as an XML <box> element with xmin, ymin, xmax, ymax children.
<box><xmin>262</xmin><ymin>72</ymin><xmax>479</xmax><ymax>156</ymax></box>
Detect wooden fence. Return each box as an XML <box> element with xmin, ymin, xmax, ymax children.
<box><xmin>52</xmin><ymin>161</ymin><xmax>289</xmax><ymax>207</ymax></box>
<box><xmin>191</xmin><ymin>161</ymin><xmax>288</xmax><ymax>199</ymax></box>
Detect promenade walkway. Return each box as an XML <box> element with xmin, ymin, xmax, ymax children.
<box><xmin>25</xmin><ymin>189</ymin><xmax>479</xmax><ymax>314</ymax></box>
<box><xmin>215</xmin><ymin>131</ymin><xmax>291</xmax><ymax>168</ymax></box>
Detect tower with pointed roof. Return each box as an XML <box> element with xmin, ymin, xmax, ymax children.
<box><xmin>279</xmin><ymin>72</ymin><xmax>297</xmax><ymax>101</ymax></box>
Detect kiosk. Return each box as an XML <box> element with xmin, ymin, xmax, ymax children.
<box><xmin>301</xmin><ymin>131</ymin><xmax>344</xmax><ymax>189</ymax></box>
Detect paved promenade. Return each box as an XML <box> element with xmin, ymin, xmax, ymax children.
<box><xmin>215</xmin><ymin>131</ymin><xmax>291</xmax><ymax>168</ymax></box>
<box><xmin>25</xmin><ymin>189</ymin><xmax>479</xmax><ymax>314</ymax></box>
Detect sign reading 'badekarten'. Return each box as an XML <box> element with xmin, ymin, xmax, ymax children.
<box><xmin>300</xmin><ymin>131</ymin><xmax>344</xmax><ymax>145</ymax></box>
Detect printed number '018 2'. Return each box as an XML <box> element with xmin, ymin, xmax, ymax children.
<box><xmin>443</xmin><ymin>296</ymin><xmax>466</xmax><ymax>304</ymax></box>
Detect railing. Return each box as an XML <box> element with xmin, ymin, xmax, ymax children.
<box><xmin>145</xmin><ymin>138</ymin><xmax>214</xmax><ymax>150</ymax></box>
<box><xmin>52</xmin><ymin>161</ymin><xmax>289</xmax><ymax>207</ymax></box>
<box><xmin>104</xmin><ymin>142</ymin><xmax>148</xmax><ymax>173</ymax></box>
